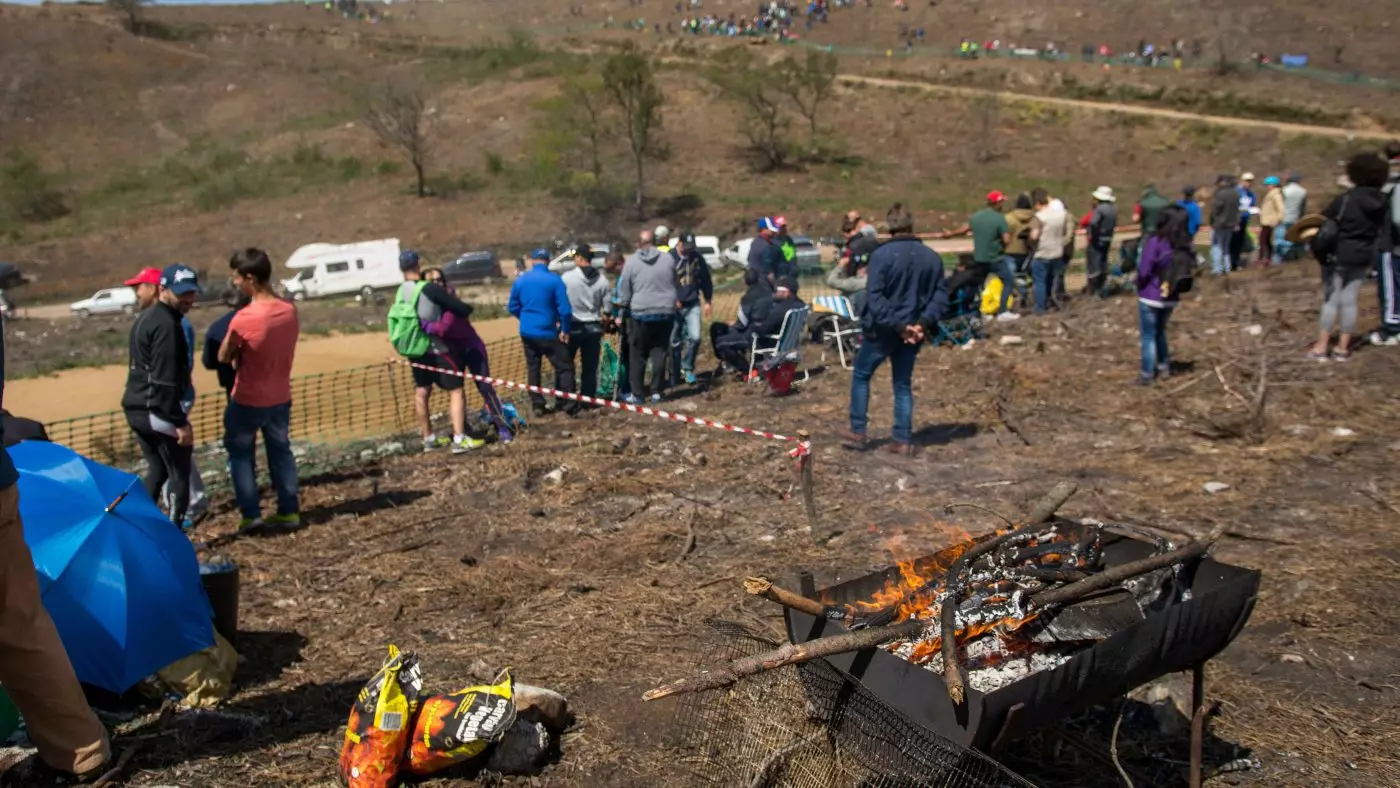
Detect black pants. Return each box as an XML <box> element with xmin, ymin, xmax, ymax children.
<box><xmin>567</xmin><ymin>322</ymin><xmax>604</xmax><ymax>399</ymax></box>
<box><xmin>945</xmin><ymin>263</ymin><xmax>991</xmax><ymax>313</ymax></box>
<box><xmin>715</xmin><ymin>329</ymin><xmax>757</xmax><ymax>372</ymax></box>
<box><xmin>521</xmin><ymin>336</ymin><xmax>576</xmax><ymax>412</ymax></box>
<box><xmin>1085</xmin><ymin>241</ymin><xmax>1112</xmax><ymax>297</ymax></box>
<box><xmin>628</xmin><ymin>316</ymin><xmax>674</xmax><ymax>397</ymax></box>
<box><xmin>125</xmin><ymin>410</ymin><xmax>192</xmax><ymax>525</ymax></box>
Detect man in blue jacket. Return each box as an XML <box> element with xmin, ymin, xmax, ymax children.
<box><xmin>1176</xmin><ymin>185</ymin><xmax>1202</xmax><ymax>236</ymax></box>
<box><xmin>508</xmin><ymin>248</ymin><xmax>577</xmax><ymax>416</ymax></box>
<box><xmin>840</xmin><ymin>204</ymin><xmax>947</xmax><ymax>456</ymax></box>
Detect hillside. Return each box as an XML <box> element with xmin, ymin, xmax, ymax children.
<box><xmin>0</xmin><ymin>2</ymin><xmax>1393</xmax><ymax>299</ymax></box>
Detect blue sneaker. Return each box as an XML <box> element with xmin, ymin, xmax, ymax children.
<box><xmin>684</xmin><ymin>371</ymin><xmax>697</xmax><ymax>385</ymax></box>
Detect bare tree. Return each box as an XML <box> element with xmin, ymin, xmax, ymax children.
<box><xmin>565</xmin><ymin>73</ymin><xmax>609</xmax><ymax>181</ymax></box>
<box><xmin>364</xmin><ymin>81</ymin><xmax>434</xmax><ymax>198</ymax></box>
<box><xmin>777</xmin><ymin>50</ymin><xmax>838</xmax><ymax>141</ymax></box>
<box><xmin>602</xmin><ymin>43</ymin><xmax>667</xmax><ymax>220</ymax></box>
<box><xmin>710</xmin><ymin>64</ymin><xmax>792</xmax><ymax>172</ymax></box>
<box><xmin>971</xmin><ymin>93</ymin><xmax>1001</xmax><ymax>164</ymax></box>
<box><xmin>107</xmin><ymin>0</ymin><xmax>147</xmax><ymax>34</ymax></box>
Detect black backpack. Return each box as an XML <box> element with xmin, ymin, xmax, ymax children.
<box><xmin>1165</xmin><ymin>246</ymin><xmax>1196</xmax><ymax>297</ymax></box>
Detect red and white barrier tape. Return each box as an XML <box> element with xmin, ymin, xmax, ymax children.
<box><xmin>390</xmin><ymin>357</ymin><xmax>812</xmax><ymax>459</ymax></box>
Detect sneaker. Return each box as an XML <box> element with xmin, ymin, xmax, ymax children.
<box><xmin>452</xmin><ymin>435</ymin><xmax>486</xmax><ymax>454</ymax></box>
<box><xmin>1332</xmin><ymin>350</ymin><xmax>1352</xmax><ymax>363</ymax></box>
<box><xmin>1133</xmin><ymin>376</ymin><xmax>1155</xmax><ymax>387</ymax></box>
<box><xmin>1306</xmin><ymin>350</ymin><xmax>1330</xmax><ymax>362</ymax></box>
<box><xmin>649</xmin><ymin>393</ymin><xmax>663</xmax><ymax>404</ymax></box>
<box><xmin>497</xmin><ymin>430</ymin><xmax>514</xmax><ymax>445</ymax></box>
<box><xmin>422</xmin><ymin>435</ymin><xmax>449</xmax><ymax>452</ymax></box>
<box><xmin>263</xmin><ymin>513</ymin><xmax>301</xmax><ymax>530</ymax></box>
<box><xmin>236</xmin><ymin>517</ymin><xmax>263</xmax><ymax>533</ymax></box>
<box><xmin>995</xmin><ymin>312</ymin><xmax>1021</xmax><ymax>322</ymax></box>
<box><xmin>622</xmin><ymin>394</ymin><xmax>642</xmax><ymax>406</ymax></box>
<box><xmin>178</xmin><ymin>518</ymin><xmax>195</xmax><ymax>532</ymax></box>
<box><xmin>683</xmin><ymin>370</ymin><xmax>697</xmax><ymax>385</ymax></box>
<box><xmin>1369</xmin><ymin>331</ymin><xmax>1400</xmax><ymax>347</ymax></box>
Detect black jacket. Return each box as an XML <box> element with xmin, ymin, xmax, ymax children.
<box><xmin>1324</xmin><ymin>187</ymin><xmax>1389</xmax><ymax>270</ymax></box>
<box><xmin>673</xmin><ymin>250</ymin><xmax>714</xmax><ymax>306</ymax></box>
<box><xmin>754</xmin><ymin>295</ymin><xmax>805</xmax><ymax>337</ymax></box>
<box><xmin>203</xmin><ymin>308</ymin><xmax>240</xmax><ymax>393</ymax></box>
<box><xmin>122</xmin><ymin>302</ymin><xmax>191</xmax><ymax>426</ymax></box>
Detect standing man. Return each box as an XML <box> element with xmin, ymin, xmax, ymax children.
<box><xmin>670</xmin><ymin>231</ymin><xmax>714</xmax><ymax>386</ymax></box>
<box><xmin>204</xmin><ymin>292</ymin><xmax>253</xmax><ymax>399</ymax></box>
<box><xmin>0</xmin><ymin>329</ymin><xmax>112</xmax><ymax>784</ymax></box>
<box><xmin>1276</xmin><ymin>172</ymin><xmax>1308</xmax><ymax>262</ymax></box>
<box><xmin>1258</xmin><ymin>176</ymin><xmax>1285</xmax><ymax>266</ymax></box>
<box><xmin>1232</xmin><ymin>172</ymin><xmax>1258</xmax><ymax>270</ymax></box>
<box><xmin>125</xmin><ymin>266</ymin><xmax>161</xmax><ymax>310</ymax></box>
<box><xmin>841</xmin><ymin>204</ymin><xmax>947</xmax><ymax>456</ymax></box>
<box><xmin>1177</xmin><ymin>184</ymin><xmax>1203</xmax><ymax>237</ymax></box>
<box><xmin>1137</xmin><ymin>183</ymin><xmax>1172</xmax><ymax>237</ymax></box>
<box><xmin>748</xmin><ymin>217</ymin><xmax>780</xmax><ymax>289</ymax></box>
<box><xmin>562</xmin><ymin>244</ymin><xmax>611</xmax><ymax>399</ymax></box>
<box><xmin>773</xmin><ymin>216</ymin><xmax>799</xmax><ymax>288</ymax></box>
<box><xmin>396</xmin><ymin>250</ymin><xmax>491</xmax><ymax>452</ymax></box>
<box><xmin>219</xmin><ymin>248</ymin><xmax>300</xmax><ymax>532</ymax></box>
<box><xmin>942</xmin><ymin>192</ymin><xmax>1013</xmax><ymax>316</ymax></box>
<box><xmin>508</xmin><ymin>248</ymin><xmax>576</xmax><ymax>417</ymax></box>
<box><xmin>1086</xmin><ymin>186</ymin><xmax>1118</xmax><ymax>297</ymax></box>
<box><xmin>122</xmin><ymin>264</ymin><xmax>198</xmax><ymax>528</ymax></box>
<box><xmin>1028</xmin><ymin>188</ymin><xmax>1069</xmax><ymax>315</ymax></box>
<box><xmin>1209</xmin><ymin>174</ymin><xmax>1241</xmax><ymax>275</ymax></box>
<box><xmin>1373</xmin><ymin>143</ymin><xmax>1400</xmax><ymax>346</ymax></box>
<box><xmin>618</xmin><ymin>229</ymin><xmax>679</xmax><ymax>404</ymax></box>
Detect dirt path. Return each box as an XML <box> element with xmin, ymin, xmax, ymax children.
<box><xmin>839</xmin><ymin>73</ymin><xmax>1391</xmax><ymax>139</ymax></box>
<box><xmin>7</xmin><ymin>316</ymin><xmax>522</xmax><ymax>424</ymax></box>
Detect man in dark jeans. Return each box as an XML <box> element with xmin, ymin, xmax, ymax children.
<box><xmin>840</xmin><ymin>204</ymin><xmax>948</xmax><ymax>456</ymax></box>
<box><xmin>670</xmin><ymin>232</ymin><xmax>714</xmax><ymax>386</ymax></box>
<box><xmin>220</xmin><ymin>249</ymin><xmax>301</xmax><ymax>532</ymax></box>
<box><xmin>121</xmin><ymin>264</ymin><xmax>198</xmax><ymax>526</ymax></box>
<box><xmin>508</xmin><ymin>248</ymin><xmax>576</xmax><ymax>416</ymax></box>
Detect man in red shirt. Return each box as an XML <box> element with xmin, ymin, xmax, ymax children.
<box><xmin>218</xmin><ymin>248</ymin><xmax>300</xmax><ymax>532</ymax></box>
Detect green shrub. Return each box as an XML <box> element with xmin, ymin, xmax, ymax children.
<box><xmin>0</xmin><ymin>151</ymin><xmax>70</xmax><ymax>223</ymax></box>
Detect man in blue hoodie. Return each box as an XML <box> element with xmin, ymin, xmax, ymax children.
<box><xmin>508</xmin><ymin>248</ymin><xmax>577</xmax><ymax>416</ymax></box>
<box><xmin>1176</xmin><ymin>185</ymin><xmax>1202</xmax><ymax>236</ymax></box>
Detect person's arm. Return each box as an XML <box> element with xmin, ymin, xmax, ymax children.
<box><xmin>617</xmin><ymin>260</ymin><xmax>634</xmax><ymax>308</ymax></box>
<box><xmin>1029</xmin><ymin>215</ymin><xmax>1043</xmax><ymax>244</ymax></box>
<box><xmin>217</xmin><ymin>314</ymin><xmax>240</xmax><ymax>366</ymax></box>
<box><xmin>939</xmin><ymin>223</ymin><xmax>971</xmax><ymax>239</ymax></box>
<box><xmin>148</xmin><ymin>318</ymin><xmax>189</xmax><ymax>428</ymax></box>
<box><xmin>421</xmin><ymin>282</ymin><xmax>473</xmax><ymax>317</ymax></box>
<box><xmin>997</xmin><ymin>215</ymin><xmax>1011</xmax><ymax>249</ymax></box>
<box><xmin>507</xmin><ymin>280</ymin><xmax>522</xmax><ymax>318</ymax></box>
<box><xmin>864</xmin><ymin>254</ymin><xmax>895</xmax><ymax>331</ymax></box>
<box><xmin>1323</xmin><ymin>194</ymin><xmax>1343</xmax><ymax>221</ymax></box>
<box><xmin>698</xmin><ymin>259</ymin><xmax>714</xmax><ymax>306</ymax></box>
<box><xmin>918</xmin><ymin>252</ymin><xmax>949</xmax><ymax>333</ymax></box>
<box><xmin>555</xmin><ymin>277</ymin><xmax>572</xmax><ymax>337</ymax></box>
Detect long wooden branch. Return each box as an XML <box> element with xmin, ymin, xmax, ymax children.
<box><xmin>1025</xmin><ymin>482</ymin><xmax>1079</xmax><ymax>526</ymax></box>
<box><xmin>1030</xmin><ymin>529</ymin><xmax>1221</xmax><ymax>610</ymax></box>
<box><xmin>743</xmin><ymin>576</ymin><xmax>844</xmax><ymax>621</ymax></box>
<box><xmin>641</xmin><ymin>621</ymin><xmax>924</xmax><ymax>702</ymax></box>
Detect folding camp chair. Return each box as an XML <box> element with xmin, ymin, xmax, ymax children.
<box><xmin>933</xmin><ymin>290</ymin><xmax>984</xmax><ymax>347</ymax></box>
<box><xmin>749</xmin><ymin>306</ymin><xmax>812</xmax><ymax>383</ymax></box>
<box><xmin>811</xmin><ymin>295</ymin><xmax>862</xmax><ymax>369</ymax></box>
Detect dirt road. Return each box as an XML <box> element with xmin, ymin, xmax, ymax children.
<box><xmin>7</xmin><ymin>316</ymin><xmax>522</xmax><ymax>424</ymax></box>
<box><xmin>839</xmin><ymin>74</ymin><xmax>1391</xmax><ymax>139</ymax></box>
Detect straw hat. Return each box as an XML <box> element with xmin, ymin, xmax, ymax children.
<box><xmin>1091</xmin><ymin>186</ymin><xmax>1116</xmax><ymax>202</ymax></box>
<box><xmin>1284</xmin><ymin>214</ymin><xmax>1327</xmax><ymax>244</ymax></box>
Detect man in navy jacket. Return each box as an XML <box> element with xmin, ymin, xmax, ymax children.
<box><xmin>841</xmin><ymin>204</ymin><xmax>947</xmax><ymax>456</ymax></box>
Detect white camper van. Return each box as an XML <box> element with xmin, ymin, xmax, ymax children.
<box><xmin>280</xmin><ymin>238</ymin><xmax>405</xmax><ymax>302</ymax></box>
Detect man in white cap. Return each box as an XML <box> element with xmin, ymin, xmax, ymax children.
<box><xmin>1233</xmin><ymin>172</ymin><xmax>1258</xmax><ymax>270</ymax></box>
<box><xmin>1085</xmin><ymin>186</ymin><xmax>1117</xmax><ymax>297</ymax></box>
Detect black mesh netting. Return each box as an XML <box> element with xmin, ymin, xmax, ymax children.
<box><xmin>671</xmin><ymin>620</ymin><xmax>1033</xmax><ymax>788</ymax></box>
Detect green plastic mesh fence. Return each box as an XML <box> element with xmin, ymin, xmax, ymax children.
<box><xmin>672</xmin><ymin>620</ymin><xmax>1033</xmax><ymax>788</ymax></box>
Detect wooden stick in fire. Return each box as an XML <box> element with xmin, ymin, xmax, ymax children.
<box><xmin>743</xmin><ymin>576</ymin><xmax>846</xmax><ymax>621</ymax></box>
<box><xmin>1029</xmin><ymin>527</ymin><xmax>1223</xmax><ymax>610</ymax></box>
<box><xmin>641</xmin><ymin>620</ymin><xmax>924</xmax><ymax>702</ymax></box>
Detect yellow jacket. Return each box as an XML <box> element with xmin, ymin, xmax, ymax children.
<box><xmin>1260</xmin><ymin>188</ymin><xmax>1285</xmax><ymax>227</ymax></box>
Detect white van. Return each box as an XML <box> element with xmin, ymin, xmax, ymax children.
<box><xmin>691</xmin><ymin>235</ymin><xmax>723</xmax><ymax>270</ymax></box>
<box><xmin>280</xmin><ymin>238</ymin><xmax>405</xmax><ymax>302</ymax></box>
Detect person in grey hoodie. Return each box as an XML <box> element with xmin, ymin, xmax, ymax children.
<box><xmin>618</xmin><ymin>229</ymin><xmax>680</xmax><ymax>403</ymax></box>
<box><xmin>561</xmin><ymin>244</ymin><xmax>612</xmax><ymax>399</ymax></box>
<box><xmin>1209</xmin><ymin>174</ymin><xmax>1242</xmax><ymax>275</ymax></box>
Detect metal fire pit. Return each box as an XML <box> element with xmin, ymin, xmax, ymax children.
<box><xmin>784</xmin><ymin>533</ymin><xmax>1261</xmax><ymax>752</ymax></box>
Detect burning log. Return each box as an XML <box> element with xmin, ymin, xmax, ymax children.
<box><xmin>743</xmin><ymin>577</ymin><xmax>847</xmax><ymax>621</ymax></box>
<box><xmin>641</xmin><ymin>621</ymin><xmax>924</xmax><ymax>702</ymax></box>
<box><xmin>1029</xmin><ymin>529</ymin><xmax>1221</xmax><ymax>611</ymax></box>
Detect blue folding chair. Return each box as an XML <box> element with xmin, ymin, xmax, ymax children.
<box><xmin>812</xmin><ymin>295</ymin><xmax>862</xmax><ymax>369</ymax></box>
<box><xmin>750</xmin><ymin>306</ymin><xmax>813</xmax><ymax>383</ymax></box>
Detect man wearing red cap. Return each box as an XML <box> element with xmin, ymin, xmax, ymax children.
<box><xmin>124</xmin><ymin>266</ymin><xmax>162</xmax><ymax>311</ymax></box>
<box><xmin>941</xmin><ymin>192</ymin><xmax>1014</xmax><ymax>316</ymax></box>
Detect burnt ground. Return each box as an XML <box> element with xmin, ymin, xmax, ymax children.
<box><xmin>99</xmin><ymin>261</ymin><xmax>1399</xmax><ymax>787</ymax></box>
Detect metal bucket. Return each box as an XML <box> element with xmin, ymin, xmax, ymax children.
<box><xmin>199</xmin><ymin>558</ymin><xmax>240</xmax><ymax>648</ymax></box>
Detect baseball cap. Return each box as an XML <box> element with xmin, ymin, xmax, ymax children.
<box><xmin>530</xmin><ymin>247</ymin><xmax>550</xmax><ymax>261</ymax></box>
<box><xmin>1240</xmin><ymin>172</ymin><xmax>1255</xmax><ymax>182</ymax></box>
<box><xmin>160</xmin><ymin>264</ymin><xmax>201</xmax><ymax>296</ymax></box>
<box><xmin>774</xmin><ymin>215</ymin><xmax>788</xmax><ymax>228</ymax></box>
<box><xmin>986</xmin><ymin>190</ymin><xmax>1006</xmax><ymax>204</ymax></box>
<box><xmin>1182</xmin><ymin>184</ymin><xmax>1197</xmax><ymax>196</ymax></box>
<box><xmin>654</xmin><ymin>225</ymin><xmax>670</xmax><ymax>241</ymax></box>
<box><xmin>573</xmin><ymin>243</ymin><xmax>593</xmax><ymax>261</ymax></box>
<box><xmin>124</xmin><ymin>267</ymin><xmax>162</xmax><ymax>287</ymax></box>
<box><xmin>398</xmin><ymin>249</ymin><xmax>421</xmax><ymax>271</ymax></box>
<box><xmin>679</xmin><ymin>231</ymin><xmax>696</xmax><ymax>246</ymax></box>
<box><xmin>757</xmin><ymin>217</ymin><xmax>779</xmax><ymax>233</ymax></box>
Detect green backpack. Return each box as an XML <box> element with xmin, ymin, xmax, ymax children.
<box><xmin>387</xmin><ymin>281</ymin><xmax>431</xmax><ymax>358</ymax></box>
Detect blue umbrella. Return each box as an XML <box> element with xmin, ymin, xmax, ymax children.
<box><xmin>11</xmin><ymin>440</ymin><xmax>215</xmax><ymax>693</ymax></box>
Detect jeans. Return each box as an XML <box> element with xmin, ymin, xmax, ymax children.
<box><xmin>1030</xmin><ymin>258</ymin><xmax>1056</xmax><ymax>314</ymax></box>
<box><xmin>849</xmin><ymin>330</ymin><xmax>920</xmax><ymax>444</ymax></box>
<box><xmin>224</xmin><ymin>400</ymin><xmax>298</xmax><ymax>520</ymax></box>
<box><xmin>1137</xmin><ymin>301</ymin><xmax>1173</xmax><ymax>380</ymax></box>
<box><xmin>995</xmin><ymin>256</ymin><xmax>1020</xmax><ymax>313</ymax></box>
<box><xmin>1052</xmin><ymin>255</ymin><xmax>1070</xmax><ymax>306</ymax></box>
<box><xmin>521</xmin><ymin>336</ymin><xmax>576</xmax><ymax>411</ymax></box>
<box><xmin>1273</xmin><ymin>222</ymin><xmax>1292</xmax><ymax>263</ymax></box>
<box><xmin>567</xmin><ymin>322</ymin><xmax>604</xmax><ymax>399</ymax></box>
<box><xmin>1210</xmin><ymin>228</ymin><xmax>1234</xmax><ymax>275</ymax></box>
<box><xmin>669</xmin><ymin>302</ymin><xmax>703</xmax><ymax>383</ymax></box>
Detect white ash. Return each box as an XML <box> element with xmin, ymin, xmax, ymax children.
<box><xmin>890</xmin><ymin>631</ymin><xmax>1076</xmax><ymax>694</ymax></box>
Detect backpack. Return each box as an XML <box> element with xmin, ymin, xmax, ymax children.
<box><xmin>1164</xmin><ymin>247</ymin><xmax>1196</xmax><ymax>296</ymax></box>
<box><xmin>387</xmin><ymin>282</ymin><xmax>431</xmax><ymax>358</ymax></box>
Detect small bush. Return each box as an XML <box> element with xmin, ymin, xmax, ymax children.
<box><xmin>485</xmin><ymin>152</ymin><xmax>506</xmax><ymax>176</ymax></box>
<box><xmin>0</xmin><ymin>151</ymin><xmax>70</xmax><ymax>223</ymax></box>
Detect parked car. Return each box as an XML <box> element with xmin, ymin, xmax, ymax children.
<box><xmin>280</xmin><ymin>238</ymin><xmax>404</xmax><ymax>302</ymax></box>
<box><xmin>547</xmin><ymin>243</ymin><xmax>612</xmax><ymax>274</ymax></box>
<box><xmin>70</xmin><ymin>287</ymin><xmax>138</xmax><ymax>318</ymax></box>
<box><xmin>722</xmin><ymin>235</ymin><xmax>821</xmax><ymax>274</ymax></box>
<box><xmin>193</xmin><ymin>270</ymin><xmax>240</xmax><ymax>307</ymax></box>
<box><xmin>440</xmin><ymin>251</ymin><xmax>501</xmax><ymax>286</ymax></box>
<box><xmin>686</xmin><ymin>235</ymin><xmax>724</xmax><ymax>270</ymax></box>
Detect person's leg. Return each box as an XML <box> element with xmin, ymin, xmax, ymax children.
<box><xmin>1054</xmin><ymin>255</ymin><xmax>1069</xmax><ymax>304</ymax></box>
<box><xmin>1210</xmin><ymin>230</ymin><xmax>1226</xmax><ymax>275</ymax></box>
<box><xmin>413</xmin><ymin>386</ymin><xmax>433</xmax><ymax>439</ymax></box>
<box><xmin>185</xmin><ymin>453</ymin><xmax>208</xmax><ymax>521</ymax></box>
<box><xmin>463</xmin><ymin>347</ymin><xmax>510</xmax><ymax>436</ymax></box>
<box><xmin>996</xmin><ymin>256</ymin><xmax>1017</xmax><ymax>313</ymax></box>
<box><xmin>261</xmin><ymin>402</ymin><xmax>300</xmax><ymax>517</ymax></box>
<box><xmin>888</xmin><ymin>342</ymin><xmax>918</xmax><ymax>444</ymax></box>
<box><xmin>580</xmin><ymin>330</ymin><xmax>602</xmax><ymax>399</ymax></box>
<box><xmin>709</xmin><ymin>321</ymin><xmax>730</xmax><ymax>359</ymax></box>
<box><xmin>1314</xmin><ymin>268</ymin><xmax>1341</xmax><ymax>355</ymax></box>
<box><xmin>1084</xmin><ymin>244</ymin><xmax>1103</xmax><ymax>294</ymax></box>
<box><xmin>1229</xmin><ymin>227</ymin><xmax>1245</xmax><ymax>270</ymax></box>
<box><xmin>433</xmin><ymin>344</ymin><xmax>469</xmax><ymax>438</ymax></box>
<box><xmin>847</xmin><ymin>334</ymin><xmax>888</xmax><ymax>437</ymax></box>
<box><xmin>1337</xmin><ymin>268</ymin><xmax>1365</xmax><ymax>354</ymax></box>
<box><xmin>681</xmin><ymin>304</ymin><xmax>702</xmax><ymax>378</ymax></box>
<box><xmin>715</xmin><ymin>333</ymin><xmax>751</xmax><ymax>372</ymax></box>
<box><xmin>1376</xmin><ymin>252</ymin><xmax>1400</xmax><ymax>341</ymax></box>
<box><xmin>125</xmin><ymin>413</ymin><xmax>169</xmax><ymax>504</ymax></box>
<box><xmin>165</xmin><ymin>438</ymin><xmax>192</xmax><ymax>526</ymax></box>
<box><xmin>1155</xmin><ymin>306</ymin><xmax>1172</xmax><ymax>377</ymax></box>
<box><xmin>522</xmin><ymin>339</ymin><xmax>547</xmax><ymax>411</ymax></box>
<box><xmin>628</xmin><ymin>318</ymin><xmax>648</xmax><ymax>398</ymax></box>
<box><xmin>545</xmin><ymin>338</ymin><xmax>577</xmax><ymax>412</ymax></box>
<box><xmin>1274</xmin><ymin>222</ymin><xmax>1291</xmax><ymax>263</ymax></box>
<box><xmin>223</xmin><ymin>401</ymin><xmax>262</xmax><ymax>521</ymax></box>
<box><xmin>1137</xmin><ymin>300</ymin><xmax>1158</xmax><ymax>381</ymax></box>
<box><xmin>647</xmin><ymin>318</ymin><xmax>673</xmax><ymax>396</ymax></box>
<box><xmin>0</xmin><ymin>486</ymin><xmax>110</xmax><ymax>777</ymax></box>
<box><xmin>668</xmin><ymin>311</ymin><xmax>685</xmax><ymax>387</ymax></box>
<box><xmin>1031</xmin><ymin>258</ymin><xmax>1049</xmax><ymax>314</ymax></box>
<box><xmin>1259</xmin><ymin>225</ymin><xmax>1274</xmax><ymax>265</ymax></box>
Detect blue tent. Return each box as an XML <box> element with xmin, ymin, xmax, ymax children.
<box><xmin>12</xmin><ymin>441</ymin><xmax>215</xmax><ymax>693</ymax></box>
